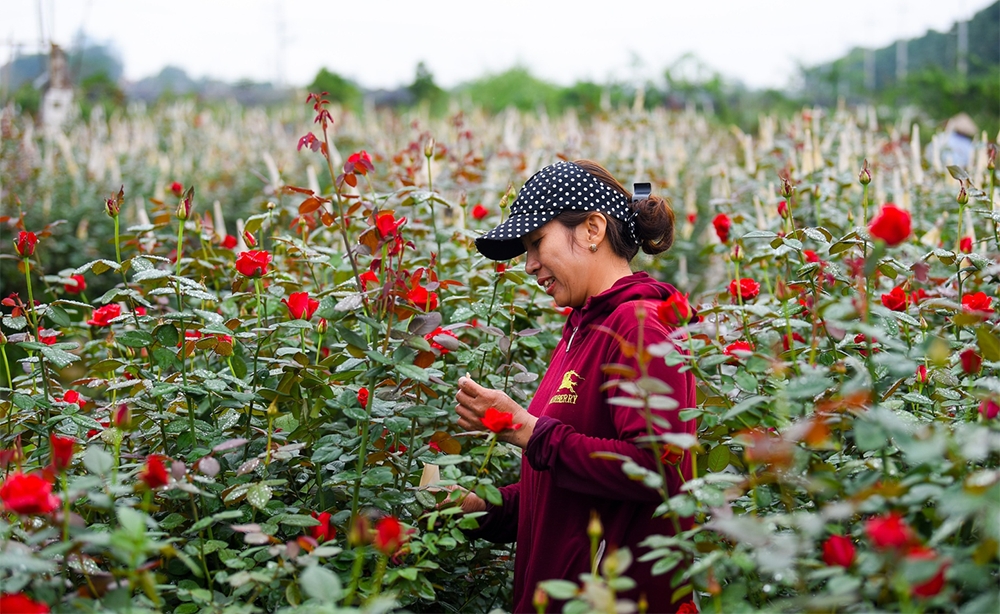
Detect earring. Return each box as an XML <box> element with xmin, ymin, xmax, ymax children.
<box><xmin>589</xmin><ymin>243</ymin><xmax>598</xmax><ymax>253</ymax></box>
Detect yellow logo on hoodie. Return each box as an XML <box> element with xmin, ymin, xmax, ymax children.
<box><xmin>550</xmin><ymin>370</ymin><xmax>582</xmax><ymax>404</ymax></box>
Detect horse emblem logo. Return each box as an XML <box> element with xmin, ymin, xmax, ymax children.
<box><xmin>559</xmin><ymin>370</ymin><xmax>581</xmax><ymax>393</ymax></box>
<box><xmin>550</xmin><ymin>370</ymin><xmax>582</xmax><ymax>404</ymax></box>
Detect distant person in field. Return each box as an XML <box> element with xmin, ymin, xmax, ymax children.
<box><xmin>454</xmin><ymin>160</ymin><xmax>697</xmax><ymax>613</ymax></box>
<box><xmin>940</xmin><ymin>112</ymin><xmax>977</xmax><ymax>169</ymax></box>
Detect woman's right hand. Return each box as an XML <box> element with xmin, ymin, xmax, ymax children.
<box><xmin>441</xmin><ymin>485</ymin><xmax>487</xmax><ymax>513</ymax></box>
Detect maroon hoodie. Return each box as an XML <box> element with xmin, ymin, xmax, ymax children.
<box><xmin>473</xmin><ymin>272</ymin><xmax>697</xmax><ymax>613</ymax></box>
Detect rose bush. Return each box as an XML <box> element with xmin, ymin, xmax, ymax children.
<box><xmin>0</xmin><ymin>94</ymin><xmax>997</xmax><ymax>613</ymax></box>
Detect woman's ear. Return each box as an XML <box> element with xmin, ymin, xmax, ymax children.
<box><xmin>584</xmin><ymin>212</ymin><xmax>608</xmax><ymax>244</ymax></box>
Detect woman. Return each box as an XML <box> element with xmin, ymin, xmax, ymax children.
<box><xmin>455</xmin><ymin>160</ymin><xmax>697</xmax><ymax>613</ymax></box>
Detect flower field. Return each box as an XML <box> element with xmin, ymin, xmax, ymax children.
<box><xmin>1</xmin><ymin>96</ymin><xmax>998</xmax><ymax>613</ymax></box>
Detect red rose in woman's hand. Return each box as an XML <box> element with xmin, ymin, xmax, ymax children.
<box><xmin>868</xmin><ymin>203</ymin><xmax>911</xmax><ymax>246</ymax></box>
<box><xmin>481</xmin><ymin>407</ymin><xmax>522</xmax><ymax>433</ymax></box>
<box><xmin>235</xmin><ymin>250</ymin><xmax>272</xmax><ymax>277</ymax></box>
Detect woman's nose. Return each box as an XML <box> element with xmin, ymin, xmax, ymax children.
<box><xmin>524</xmin><ymin>250</ymin><xmax>540</xmax><ymax>275</ymax></box>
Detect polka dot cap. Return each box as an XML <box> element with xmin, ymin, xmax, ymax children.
<box><xmin>475</xmin><ymin>161</ymin><xmax>637</xmax><ymax>261</ymax></box>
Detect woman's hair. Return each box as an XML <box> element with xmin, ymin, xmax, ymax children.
<box><xmin>554</xmin><ymin>159</ymin><xmax>675</xmax><ymax>261</ymax></box>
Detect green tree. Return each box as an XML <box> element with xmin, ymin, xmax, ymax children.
<box><xmin>408</xmin><ymin>61</ymin><xmax>448</xmax><ymax>115</ymax></box>
<box><xmin>308</xmin><ymin>68</ymin><xmax>363</xmax><ymax>113</ymax></box>
<box><xmin>459</xmin><ymin>66</ymin><xmax>562</xmax><ymax>114</ymax></box>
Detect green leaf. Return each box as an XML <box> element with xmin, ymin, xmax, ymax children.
<box><xmin>46</xmin><ymin>304</ymin><xmax>72</xmax><ymax>327</ymax></box>
<box><xmin>117</xmin><ymin>330</ymin><xmax>154</xmax><ymax>348</ymax></box>
<box><xmin>187</xmin><ymin>510</ymin><xmax>244</xmax><ymax>534</ymax></box>
<box><xmin>246</xmin><ymin>484</ymin><xmax>273</xmax><ymax>510</ymax></box>
<box><xmin>396</xmin><ymin>363</ymin><xmax>430</xmax><ymax>383</ymax></box>
<box><xmin>75</xmin><ymin>259</ymin><xmax>121</xmax><ymax>275</ymax></box>
<box><xmin>976</xmin><ymin>326</ymin><xmax>1000</xmax><ymax>362</ymax></box>
<box><xmin>83</xmin><ymin>445</ymin><xmax>114</xmax><ymax>476</ymax></box>
<box><xmin>154</xmin><ymin>324</ymin><xmax>180</xmax><ymax>347</ymax></box>
<box><xmin>299</xmin><ymin>564</ymin><xmax>342</xmax><ymax>602</ymax></box>
<box><xmin>538</xmin><ymin>579</ymin><xmax>579</xmax><ymax>601</ymax></box>
<box><xmin>707</xmin><ymin>445</ymin><xmax>730</xmax><ymax>473</ymax></box>
<box><xmin>40</xmin><ymin>346</ymin><xmax>79</xmax><ymax>369</ymax></box>
<box><xmin>278</xmin><ymin>514</ymin><xmax>320</xmax><ymax>527</ymax></box>
<box><xmin>651</xmin><ymin>551</ymin><xmax>683</xmax><ymax>576</ymax></box>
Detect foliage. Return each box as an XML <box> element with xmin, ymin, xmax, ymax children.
<box><xmin>308</xmin><ymin>69</ymin><xmax>363</xmax><ymax>115</ymax></box>
<box><xmin>1</xmin><ymin>92</ymin><xmax>999</xmax><ymax>614</ymax></box>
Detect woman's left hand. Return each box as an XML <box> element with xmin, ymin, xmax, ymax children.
<box><xmin>455</xmin><ymin>376</ymin><xmax>537</xmax><ymax>448</ymax></box>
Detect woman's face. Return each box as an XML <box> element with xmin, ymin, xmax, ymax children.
<box><xmin>522</xmin><ymin>220</ymin><xmax>593</xmax><ymax>308</ymax></box>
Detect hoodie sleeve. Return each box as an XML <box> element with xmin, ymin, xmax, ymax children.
<box><xmin>524</xmin><ymin>304</ymin><xmax>694</xmax><ymax>501</ymax></box>
<box><xmin>465</xmin><ymin>481</ymin><xmax>520</xmax><ymax>543</ymax></box>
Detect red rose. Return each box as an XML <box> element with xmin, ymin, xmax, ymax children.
<box><xmin>657</xmin><ymin>293</ymin><xmax>693</xmax><ymax>326</ymax></box>
<box><xmin>822</xmin><ymin>534</ymin><xmax>856</xmax><ymax>567</ymax></box>
<box><xmin>359</xmin><ymin>271</ymin><xmax>379</xmax><ymax>291</ymax></box>
<box><xmin>112</xmin><ymin>404</ymin><xmax>132</xmax><ymax>429</ymax></box>
<box><xmin>803</xmin><ymin>250</ymin><xmax>820</xmax><ymax>263</ymax></box>
<box><xmin>777</xmin><ymin>200</ymin><xmax>789</xmax><ymax>219</ymax></box>
<box><xmin>659</xmin><ymin>444</ymin><xmax>684</xmax><ymax>465</ymax></box>
<box><xmin>906</xmin><ymin>546</ymin><xmax>948</xmax><ymax>598</ymax></box>
<box><xmin>373</xmin><ymin>515</ymin><xmax>405</xmax><ymax>555</ymax></box>
<box><xmin>471</xmin><ymin>204</ymin><xmax>489</xmax><ymax>220</ymax></box>
<box><xmin>14</xmin><ymin>231</ymin><xmax>38</xmax><ymax>258</ymax></box>
<box><xmin>676</xmin><ymin>602</ymin><xmax>699</xmax><ymax>614</ymax></box>
<box><xmin>64</xmin><ymin>274</ymin><xmax>86</xmax><ymax>294</ymax></box>
<box><xmin>865</xmin><ymin>512</ymin><xmax>916</xmax><ymax>550</ymax></box>
<box><xmin>868</xmin><ymin>203</ymin><xmax>911</xmax><ymax>246</ymax></box>
<box><xmin>345</xmin><ymin>150</ymin><xmax>373</xmax><ymax>175</ymax></box>
<box><xmin>686</xmin><ymin>213</ymin><xmax>696</xmax><ymax>225</ymax></box>
<box><xmin>357</xmin><ymin>387</ymin><xmax>369</xmax><ymax>407</ymax></box>
<box><xmin>87</xmin><ymin>303</ymin><xmax>122</xmax><ymax>326</ymax></box>
<box><xmin>309</xmin><ymin>511</ymin><xmax>335</xmax><ymax>543</ymax></box>
<box><xmin>0</xmin><ymin>472</ymin><xmax>59</xmax><ymax>514</ymax></box>
<box><xmin>221</xmin><ymin>235</ymin><xmax>238</xmax><ymax>249</ymax></box>
<box><xmin>282</xmin><ymin>291</ymin><xmax>319</xmax><ymax>320</ymax></box>
<box><xmin>40</xmin><ymin>333</ymin><xmax>57</xmax><ymax>346</ymax></box>
<box><xmin>62</xmin><ymin>390</ymin><xmax>81</xmax><ymax>405</ymax></box>
<box><xmin>915</xmin><ymin>365</ymin><xmax>928</xmax><ymax>385</ymax></box>
<box><xmin>961</xmin><ymin>291</ymin><xmax>993</xmax><ymax>314</ymax></box>
<box><xmin>960</xmin><ymin>348</ymin><xmax>982</xmax><ymax>375</ymax></box>
<box><xmin>724</xmin><ymin>341</ymin><xmax>754</xmax><ymax>359</ymax></box>
<box><xmin>407</xmin><ymin>283</ymin><xmax>438</xmax><ymax>312</ymax></box>
<box><xmin>729</xmin><ymin>278</ymin><xmax>760</xmax><ymax>301</ymax></box>
<box><xmin>50</xmin><ymin>433</ymin><xmax>75</xmax><ymax>472</ymax></box>
<box><xmin>959</xmin><ymin>237</ymin><xmax>973</xmax><ymax>253</ymax></box>
<box><xmin>243</xmin><ymin>230</ymin><xmax>257</xmax><ymax>248</ymax></box>
<box><xmin>481</xmin><ymin>407</ymin><xmax>522</xmax><ymax>433</ymax></box>
<box><xmin>425</xmin><ymin>327</ymin><xmax>459</xmax><ymax>354</ymax></box>
<box><xmin>235</xmin><ymin>250</ymin><xmax>272</xmax><ymax>277</ymax></box>
<box><xmin>910</xmin><ymin>288</ymin><xmax>928</xmax><ymax>305</ymax></box>
<box><xmin>712</xmin><ymin>213</ymin><xmax>731</xmax><ymax>243</ymax></box>
<box><xmin>979</xmin><ymin>398</ymin><xmax>999</xmax><ymax>420</ymax></box>
<box><xmin>140</xmin><ymin>455</ymin><xmax>169</xmax><ymax>489</ymax></box>
<box><xmin>375</xmin><ymin>211</ymin><xmax>405</xmax><ymax>239</ymax></box>
<box><xmin>0</xmin><ymin>593</ymin><xmax>50</xmax><ymax>614</ymax></box>
<box><xmin>170</xmin><ymin>181</ymin><xmax>184</xmax><ymax>197</ymax></box>
<box><xmin>880</xmin><ymin>286</ymin><xmax>909</xmax><ymax>312</ymax></box>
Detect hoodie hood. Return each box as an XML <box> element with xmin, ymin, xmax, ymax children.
<box><xmin>564</xmin><ymin>271</ymin><xmax>688</xmax><ymax>339</ymax></box>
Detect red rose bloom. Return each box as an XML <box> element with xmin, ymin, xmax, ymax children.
<box><xmin>803</xmin><ymin>250</ymin><xmax>820</xmax><ymax>263</ymax></box>
<box><xmin>915</xmin><ymin>365</ymin><xmax>928</xmax><ymax>385</ymax></box>
<box><xmin>235</xmin><ymin>250</ymin><xmax>271</xmax><ymax>277</ymax></box>
<box><xmin>345</xmin><ymin>150</ymin><xmax>373</xmax><ymax>175</ymax></box>
<box><xmin>375</xmin><ymin>211</ymin><xmax>405</xmax><ymax>239</ymax></box>
<box><xmin>712</xmin><ymin>213</ymin><xmax>731</xmax><ymax>243</ymax></box>
<box><xmin>979</xmin><ymin>398</ymin><xmax>999</xmax><ymax>420</ymax></box>
<box><xmin>961</xmin><ymin>291</ymin><xmax>993</xmax><ymax>314</ymax></box>
<box><xmin>676</xmin><ymin>603</ymin><xmax>699</xmax><ymax>614</ymax></box>
<box><xmin>822</xmin><ymin>534</ymin><xmax>856</xmax><ymax>567</ymax></box>
<box><xmin>62</xmin><ymin>390</ymin><xmax>81</xmax><ymax>405</ymax></box>
<box><xmin>170</xmin><ymin>181</ymin><xmax>184</xmax><ymax>196</ymax></box>
<box><xmin>868</xmin><ymin>203</ymin><xmax>911</xmax><ymax>246</ymax></box>
<box><xmin>481</xmin><ymin>407</ymin><xmax>522</xmax><ymax>433</ymax></box>
<box><xmin>906</xmin><ymin>546</ymin><xmax>948</xmax><ymax>598</ymax></box>
<box><xmin>282</xmin><ymin>291</ymin><xmax>319</xmax><ymax>320</ymax></box>
<box><xmin>910</xmin><ymin>288</ymin><xmax>928</xmax><ymax>305</ymax></box>
<box><xmin>0</xmin><ymin>593</ymin><xmax>50</xmax><ymax>614</ymax></box>
<box><xmin>140</xmin><ymin>455</ymin><xmax>169</xmax><ymax>489</ymax></box>
<box><xmin>959</xmin><ymin>237</ymin><xmax>973</xmax><ymax>253</ymax></box>
<box><xmin>881</xmin><ymin>286</ymin><xmax>909</xmax><ymax>312</ymax></box>
<box><xmin>357</xmin><ymin>387</ymin><xmax>369</xmax><ymax>407</ymax></box>
<box><xmin>471</xmin><ymin>204</ymin><xmax>489</xmax><ymax>220</ymax></box>
<box><xmin>0</xmin><ymin>472</ymin><xmax>59</xmax><ymax>514</ymax></box>
<box><xmin>407</xmin><ymin>283</ymin><xmax>438</xmax><ymax>312</ymax></box>
<box><xmin>865</xmin><ymin>512</ymin><xmax>916</xmax><ymax>550</ymax></box>
<box><xmin>40</xmin><ymin>333</ymin><xmax>57</xmax><ymax>346</ymax></box>
<box><xmin>88</xmin><ymin>303</ymin><xmax>121</xmax><ymax>326</ymax></box>
<box><xmin>960</xmin><ymin>348</ymin><xmax>982</xmax><ymax>375</ymax></box>
<box><xmin>64</xmin><ymin>274</ymin><xmax>86</xmax><ymax>294</ymax></box>
<box><xmin>657</xmin><ymin>293</ymin><xmax>693</xmax><ymax>326</ymax></box>
<box><xmin>359</xmin><ymin>271</ymin><xmax>379</xmax><ymax>291</ymax></box>
<box><xmin>221</xmin><ymin>234</ymin><xmax>238</xmax><ymax>249</ymax></box>
<box><xmin>14</xmin><ymin>231</ymin><xmax>38</xmax><ymax>258</ymax></box>
<box><xmin>729</xmin><ymin>278</ymin><xmax>760</xmax><ymax>301</ymax></box>
<box><xmin>425</xmin><ymin>327</ymin><xmax>459</xmax><ymax>354</ymax></box>
<box><xmin>777</xmin><ymin>200</ymin><xmax>788</xmax><ymax>219</ymax></box>
<box><xmin>724</xmin><ymin>340</ymin><xmax>754</xmax><ymax>359</ymax></box>
<box><xmin>309</xmin><ymin>511</ymin><xmax>335</xmax><ymax>543</ymax></box>
<box><xmin>373</xmin><ymin>515</ymin><xmax>406</xmax><ymax>555</ymax></box>
<box><xmin>50</xmin><ymin>433</ymin><xmax>75</xmax><ymax>472</ymax></box>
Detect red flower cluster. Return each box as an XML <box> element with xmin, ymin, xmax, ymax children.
<box><xmin>865</xmin><ymin>511</ymin><xmax>916</xmax><ymax>550</ymax></box>
<box><xmin>481</xmin><ymin>407</ymin><xmax>522</xmax><ymax>433</ymax></box>
<box><xmin>309</xmin><ymin>511</ymin><xmax>335</xmax><ymax>543</ymax></box>
<box><xmin>407</xmin><ymin>276</ymin><xmax>439</xmax><ymax>312</ymax></box>
<box><xmin>729</xmin><ymin>278</ymin><xmax>760</xmax><ymax>301</ymax></box>
<box><xmin>14</xmin><ymin>231</ymin><xmax>38</xmax><ymax>258</ymax></box>
<box><xmin>359</xmin><ymin>271</ymin><xmax>379</xmax><ymax>292</ymax></box>
<box><xmin>657</xmin><ymin>293</ymin><xmax>693</xmax><ymax>326</ymax></box>
<box><xmin>282</xmin><ymin>292</ymin><xmax>319</xmax><ymax>320</ymax></box>
<box><xmin>712</xmin><ymin>214</ymin><xmax>731</xmax><ymax>243</ymax></box>
<box><xmin>345</xmin><ymin>150</ymin><xmax>374</xmax><ymax>175</ymax></box>
<box><xmin>235</xmin><ymin>250</ymin><xmax>271</xmax><ymax>277</ymax></box>
<box><xmin>961</xmin><ymin>291</ymin><xmax>993</xmax><ymax>314</ymax></box>
<box><xmin>0</xmin><ymin>472</ymin><xmax>59</xmax><ymax>514</ymax></box>
<box><xmin>868</xmin><ymin>203</ymin><xmax>911</xmax><ymax>246</ymax></box>
<box><xmin>471</xmin><ymin>204</ymin><xmax>489</xmax><ymax>220</ymax></box>
<box><xmin>88</xmin><ymin>303</ymin><xmax>121</xmax><ymax>327</ymax></box>
<box><xmin>906</xmin><ymin>546</ymin><xmax>949</xmax><ymax>598</ymax></box>
<box><xmin>170</xmin><ymin>181</ymin><xmax>184</xmax><ymax>196</ymax></box>
<box><xmin>64</xmin><ymin>274</ymin><xmax>86</xmax><ymax>294</ymax></box>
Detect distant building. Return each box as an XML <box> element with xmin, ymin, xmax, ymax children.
<box><xmin>40</xmin><ymin>44</ymin><xmax>73</xmax><ymax>131</ymax></box>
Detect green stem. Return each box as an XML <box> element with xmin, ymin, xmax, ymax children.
<box><xmin>349</xmin><ymin>373</ymin><xmax>378</xmax><ymax>521</ymax></box>
<box><xmin>343</xmin><ymin>547</ymin><xmax>366</xmax><ymax>605</ymax></box>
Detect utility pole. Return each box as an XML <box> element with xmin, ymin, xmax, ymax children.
<box><xmin>957</xmin><ymin>18</ymin><xmax>969</xmax><ymax>77</ymax></box>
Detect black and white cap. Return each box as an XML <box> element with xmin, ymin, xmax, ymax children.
<box><xmin>475</xmin><ymin>161</ymin><xmax>636</xmax><ymax>261</ymax></box>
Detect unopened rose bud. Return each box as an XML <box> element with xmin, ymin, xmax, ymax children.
<box><xmin>243</xmin><ymin>230</ymin><xmax>257</xmax><ymax>248</ymax></box>
<box><xmin>859</xmin><ymin>160</ymin><xmax>872</xmax><ymax>186</ymax></box>
<box><xmin>267</xmin><ymin>201</ymin><xmax>276</xmax><ymax>211</ymax></box>
<box><xmin>348</xmin><ymin>515</ymin><xmax>371</xmax><ymax>547</ymax></box>
<box><xmin>777</xmin><ymin>200</ymin><xmax>789</xmax><ymax>219</ymax></box>
<box><xmin>424</xmin><ymin>138</ymin><xmax>435</xmax><ymax>159</ymax></box>
<box><xmin>988</xmin><ymin>144</ymin><xmax>997</xmax><ymax>171</ymax></box>
<box><xmin>171</xmin><ymin>460</ymin><xmax>187</xmax><ymax>481</ymax></box>
<box><xmin>533</xmin><ymin>587</ymin><xmax>550</xmax><ymax>613</ymax></box>
<box><xmin>780</xmin><ymin>177</ymin><xmax>793</xmax><ymax>198</ymax></box>
<box><xmin>957</xmin><ymin>186</ymin><xmax>968</xmax><ymax>205</ymax></box>
<box><xmin>266</xmin><ymin>398</ymin><xmax>279</xmax><ymax>418</ymax></box>
<box><xmin>0</xmin><ymin>331</ymin><xmax>7</xmax><ymax>345</ymax></box>
<box><xmin>112</xmin><ymin>403</ymin><xmax>132</xmax><ymax>430</ymax></box>
<box><xmin>916</xmin><ymin>364</ymin><xmax>928</xmax><ymax>385</ymax></box>
<box><xmin>105</xmin><ymin>185</ymin><xmax>124</xmax><ymax>218</ymax></box>
<box><xmin>731</xmin><ymin>243</ymin><xmax>744</xmax><ymax>262</ymax></box>
<box><xmin>317</xmin><ymin>318</ymin><xmax>328</xmax><ymax>335</ymax></box>
<box><xmin>459</xmin><ymin>191</ymin><xmax>468</xmax><ymax>208</ymax></box>
<box><xmin>587</xmin><ymin>510</ymin><xmax>603</xmax><ymax>540</ymax></box>
<box><xmin>775</xmin><ymin>279</ymin><xmax>796</xmax><ymax>302</ymax></box>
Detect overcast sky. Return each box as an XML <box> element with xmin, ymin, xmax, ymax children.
<box><xmin>1</xmin><ymin>0</ymin><xmax>992</xmax><ymax>90</ymax></box>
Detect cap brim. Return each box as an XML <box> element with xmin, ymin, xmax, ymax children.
<box><xmin>474</xmin><ymin>209</ymin><xmax>560</xmax><ymax>261</ymax></box>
